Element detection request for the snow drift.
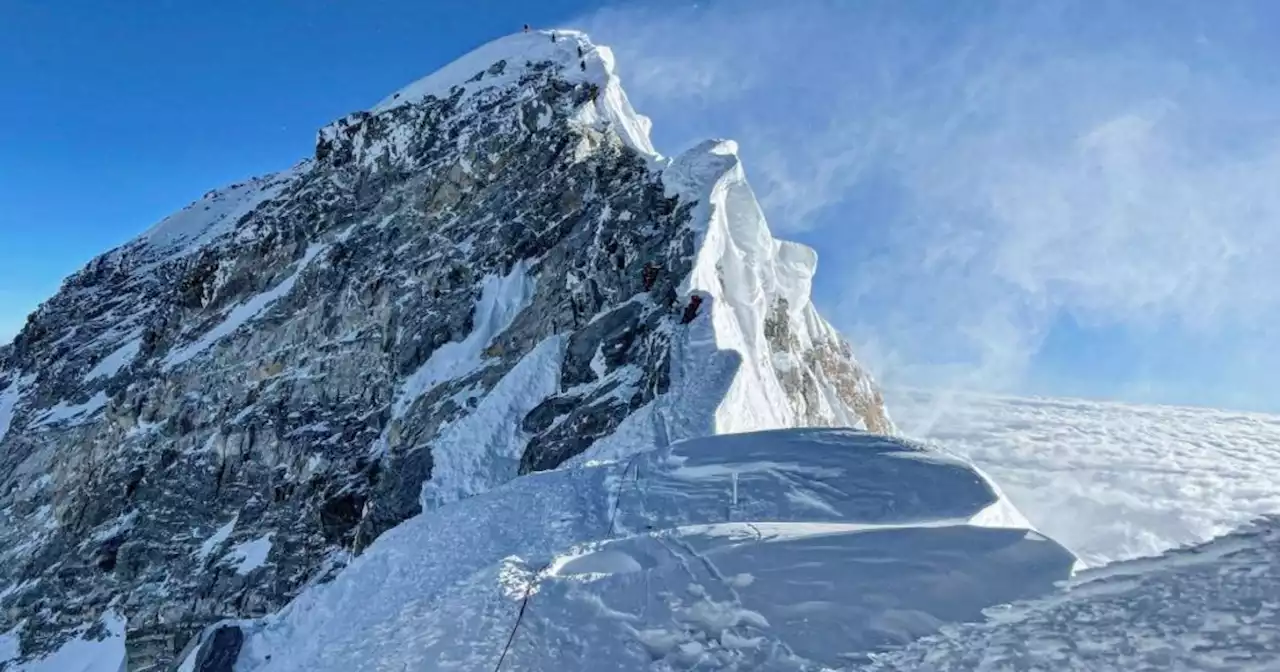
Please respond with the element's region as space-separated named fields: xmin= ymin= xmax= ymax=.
xmin=866 ymin=514 xmax=1280 ymax=670
xmin=198 ymin=429 xmax=1075 ymax=671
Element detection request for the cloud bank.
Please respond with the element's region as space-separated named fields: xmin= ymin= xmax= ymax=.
xmin=580 ymin=0 xmax=1280 ymax=411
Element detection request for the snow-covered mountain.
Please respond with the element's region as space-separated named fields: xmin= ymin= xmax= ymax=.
xmin=0 ymin=30 xmax=894 ymax=669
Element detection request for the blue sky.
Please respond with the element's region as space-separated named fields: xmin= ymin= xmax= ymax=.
xmin=4 ymin=0 xmax=1279 ymax=412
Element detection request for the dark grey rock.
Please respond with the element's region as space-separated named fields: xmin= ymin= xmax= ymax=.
xmin=0 ymin=41 xmax=889 ymax=671
xmin=169 ymin=622 xmax=244 ymax=672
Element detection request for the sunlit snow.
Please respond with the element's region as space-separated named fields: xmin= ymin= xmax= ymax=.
xmin=232 ymin=429 xmax=1073 ymax=671
xmin=865 ymin=515 xmax=1280 ymax=670
xmin=224 ymin=534 xmax=273 ymax=575
xmin=140 ymin=168 xmax=301 ymax=262
xmin=390 ymin=260 xmax=536 ymax=422
xmin=195 ymin=516 xmax=238 ymax=563
xmin=29 ymin=391 xmax=108 ymax=429
xmin=374 ymin=30 xmax=656 ymax=158
xmin=83 ymin=337 xmax=141 ymax=381
xmin=893 ymin=389 xmax=1280 ymax=566
xmin=0 ymin=375 xmax=32 ymax=444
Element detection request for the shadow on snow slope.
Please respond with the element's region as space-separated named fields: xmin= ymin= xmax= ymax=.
xmin=187 ymin=428 xmax=1077 ymax=671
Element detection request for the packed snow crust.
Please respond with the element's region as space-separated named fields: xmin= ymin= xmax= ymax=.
xmin=230 ymin=429 xmax=1075 ymax=671
xmin=865 ymin=514 xmax=1280 ymax=671
xmin=418 ymin=334 xmax=565 ymax=510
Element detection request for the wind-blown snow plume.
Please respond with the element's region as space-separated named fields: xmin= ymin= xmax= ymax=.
xmin=582 ymin=0 xmax=1280 ymax=412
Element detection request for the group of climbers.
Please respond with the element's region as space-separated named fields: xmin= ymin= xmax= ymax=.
xmin=521 ymin=25 xmax=591 ymax=72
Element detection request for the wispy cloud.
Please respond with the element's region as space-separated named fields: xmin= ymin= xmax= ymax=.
xmin=581 ymin=0 xmax=1280 ymax=411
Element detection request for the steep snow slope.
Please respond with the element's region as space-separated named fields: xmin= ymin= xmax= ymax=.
xmin=864 ymin=514 xmax=1280 ymax=671
xmin=661 ymin=139 xmax=888 ymax=439
xmin=0 ymin=29 xmax=890 ymax=669
xmin=892 ymin=389 xmax=1280 ymax=567
xmin=176 ymin=429 xmax=1074 ymax=672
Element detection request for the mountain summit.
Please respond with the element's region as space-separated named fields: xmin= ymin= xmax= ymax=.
xmin=0 ymin=30 xmax=892 ymax=669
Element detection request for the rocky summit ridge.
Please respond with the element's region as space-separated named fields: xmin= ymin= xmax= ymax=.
xmin=0 ymin=30 xmax=890 ymax=670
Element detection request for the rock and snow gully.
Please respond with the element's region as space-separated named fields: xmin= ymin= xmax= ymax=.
xmin=0 ymin=30 xmax=1086 ymax=671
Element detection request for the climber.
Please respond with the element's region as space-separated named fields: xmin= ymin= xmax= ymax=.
xmin=580 ymin=59 xmax=587 ymax=72
xmin=550 ymin=31 xmax=558 ymax=42
xmin=681 ymin=295 xmax=703 ymax=324
xmin=577 ymin=45 xmax=584 ymax=58
xmin=523 ymin=24 xmax=530 ymax=33
xmin=642 ymin=262 xmax=659 ymax=291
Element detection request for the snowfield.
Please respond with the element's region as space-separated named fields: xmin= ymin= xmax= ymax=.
xmin=211 ymin=429 xmax=1074 ymax=671
xmin=865 ymin=514 xmax=1280 ymax=671
xmin=892 ymin=389 xmax=1280 ymax=567
xmin=156 ymin=394 xmax=1280 ymax=672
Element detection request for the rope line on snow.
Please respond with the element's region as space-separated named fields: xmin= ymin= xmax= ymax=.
xmin=493 ymin=436 xmax=650 ymax=670
xmin=607 ymin=453 xmax=643 ymax=536
xmin=495 ymin=387 xmax=667 ymax=669
xmin=493 ymin=562 xmax=548 ymax=672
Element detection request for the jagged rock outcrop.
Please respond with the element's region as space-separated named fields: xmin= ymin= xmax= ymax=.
xmin=0 ymin=30 xmax=889 ymax=670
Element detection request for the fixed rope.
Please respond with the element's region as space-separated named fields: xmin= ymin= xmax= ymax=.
xmin=607 ymin=453 xmax=642 ymax=537
xmin=493 ymin=562 xmax=548 ymax=672
xmin=496 ymin=408 xmax=661 ymax=670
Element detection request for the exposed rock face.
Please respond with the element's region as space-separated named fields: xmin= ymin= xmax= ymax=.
xmin=0 ymin=30 xmax=889 ymax=670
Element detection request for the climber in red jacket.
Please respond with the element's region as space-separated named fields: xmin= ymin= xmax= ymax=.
xmin=681 ymin=295 xmax=703 ymax=324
